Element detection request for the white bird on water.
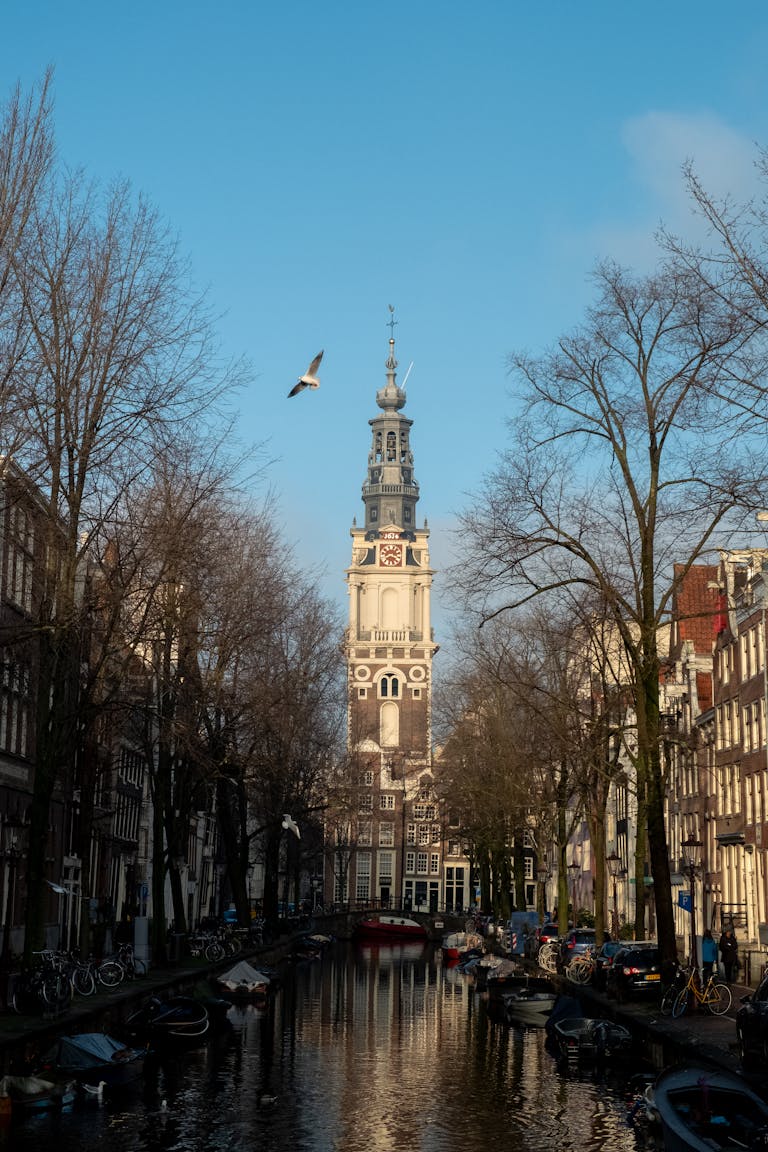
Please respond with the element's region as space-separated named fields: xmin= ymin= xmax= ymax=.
xmin=282 ymin=814 xmax=300 ymax=839
xmin=288 ymin=350 xmax=323 ymax=397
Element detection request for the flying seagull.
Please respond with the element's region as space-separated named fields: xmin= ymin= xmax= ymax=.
xmin=282 ymin=814 xmax=301 ymax=839
xmin=288 ymin=350 xmax=323 ymax=398
xmin=45 ymin=880 xmax=67 ymax=895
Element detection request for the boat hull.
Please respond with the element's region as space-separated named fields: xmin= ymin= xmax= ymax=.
xmin=355 ymin=917 xmax=427 ymax=940
xmin=653 ymin=1066 xmax=768 ymax=1152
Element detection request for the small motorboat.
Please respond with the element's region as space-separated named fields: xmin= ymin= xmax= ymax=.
xmin=216 ymin=960 xmax=272 ymax=999
xmin=0 ymin=1074 xmax=76 ymax=1115
xmin=354 ymin=916 xmax=427 ymax=940
xmin=652 ymin=1065 xmax=768 ymax=1152
xmin=441 ymin=931 xmax=484 ymax=962
xmin=124 ymin=995 xmax=209 ymax=1048
xmin=501 ymin=986 xmax=557 ymax=1027
xmin=40 ymin=1031 xmax=145 ymax=1089
xmin=550 ymin=1016 xmax=632 ymax=1066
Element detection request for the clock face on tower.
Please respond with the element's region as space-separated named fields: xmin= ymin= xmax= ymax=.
xmin=380 ymin=543 xmax=402 ymax=567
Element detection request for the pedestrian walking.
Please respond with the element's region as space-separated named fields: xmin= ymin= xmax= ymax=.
xmin=718 ymin=926 xmax=739 ymax=983
xmin=701 ymin=928 xmax=717 ymax=982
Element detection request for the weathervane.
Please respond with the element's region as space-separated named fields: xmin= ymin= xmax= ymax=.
xmin=387 ymin=304 xmax=398 ymax=338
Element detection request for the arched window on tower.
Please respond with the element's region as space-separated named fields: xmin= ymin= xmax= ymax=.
xmin=400 ymin=431 xmax=408 ymax=462
xmin=380 ymin=674 xmax=400 ymax=698
xmin=386 ymin=432 xmax=396 ymax=461
xmin=380 ymin=700 xmax=399 ymax=747
xmin=375 ymin=432 xmax=382 ymax=462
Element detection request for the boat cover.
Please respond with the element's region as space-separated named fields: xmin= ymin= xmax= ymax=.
xmin=217 ymin=961 xmax=271 ymax=986
xmin=47 ymin=1032 xmax=136 ymax=1068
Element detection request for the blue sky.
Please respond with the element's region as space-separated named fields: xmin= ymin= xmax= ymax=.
xmin=3 ymin=3 xmax=768 ymax=643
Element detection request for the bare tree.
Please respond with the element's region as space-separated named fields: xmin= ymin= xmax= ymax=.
xmin=453 ymin=258 xmax=768 ymax=966
xmin=8 ymin=162 xmax=247 ymax=955
xmin=0 ymin=71 xmax=53 ymax=434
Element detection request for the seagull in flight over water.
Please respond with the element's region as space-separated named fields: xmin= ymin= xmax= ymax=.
xmin=282 ymin=814 xmax=301 ymax=839
xmin=288 ymin=350 xmax=323 ymax=397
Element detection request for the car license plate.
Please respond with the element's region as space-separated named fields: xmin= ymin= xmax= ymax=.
xmin=646 ymin=973 xmax=660 ymax=980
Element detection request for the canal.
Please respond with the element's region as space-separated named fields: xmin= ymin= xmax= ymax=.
xmin=2 ymin=940 xmax=646 ymax=1151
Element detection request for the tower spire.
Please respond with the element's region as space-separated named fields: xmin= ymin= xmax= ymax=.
xmin=358 ymin=310 xmax=419 ymax=538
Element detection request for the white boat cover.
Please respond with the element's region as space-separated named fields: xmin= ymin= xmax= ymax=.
xmin=217 ymin=961 xmax=271 ymax=987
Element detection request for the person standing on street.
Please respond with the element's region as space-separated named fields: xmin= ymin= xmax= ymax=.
xmin=719 ymin=927 xmax=739 ymax=983
xmin=702 ymin=928 xmax=717 ymax=982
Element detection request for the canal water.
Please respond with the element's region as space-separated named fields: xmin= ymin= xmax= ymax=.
xmin=2 ymin=941 xmax=645 ymax=1152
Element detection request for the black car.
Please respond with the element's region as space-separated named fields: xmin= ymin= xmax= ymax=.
xmin=592 ymin=940 xmax=626 ymax=990
xmin=736 ymin=971 xmax=768 ymax=1067
xmin=605 ymin=945 xmax=663 ymax=1001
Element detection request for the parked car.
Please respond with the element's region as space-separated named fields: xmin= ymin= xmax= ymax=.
xmin=605 ymin=945 xmax=663 ymax=1001
xmin=592 ymin=940 xmax=626 ymax=990
xmin=736 ymin=970 xmax=768 ymax=1067
xmin=524 ymin=922 xmax=559 ymax=959
xmin=560 ymin=928 xmax=597 ymax=967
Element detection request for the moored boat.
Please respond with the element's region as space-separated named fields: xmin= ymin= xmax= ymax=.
xmin=501 ymin=986 xmax=557 ymax=1026
xmin=124 ymin=995 xmax=210 ymax=1048
xmin=550 ymin=1016 xmax=632 ymax=1065
xmin=0 ymin=1074 xmax=76 ymax=1115
xmin=216 ymin=960 xmax=272 ymax=999
xmin=652 ymin=1065 xmax=768 ymax=1152
xmin=355 ymin=915 xmax=427 ymax=940
xmin=39 ymin=1031 xmax=145 ymax=1089
xmin=441 ymin=931 xmax=483 ymax=962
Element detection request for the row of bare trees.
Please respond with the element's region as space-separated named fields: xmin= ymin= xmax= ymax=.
xmin=442 ymin=150 xmax=768 ymax=967
xmin=0 ymin=73 xmax=345 ymax=962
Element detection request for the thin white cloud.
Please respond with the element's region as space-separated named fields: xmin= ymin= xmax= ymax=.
xmin=621 ymin=110 xmax=761 ymax=225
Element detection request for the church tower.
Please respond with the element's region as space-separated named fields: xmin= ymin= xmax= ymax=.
xmin=341 ymin=327 xmax=444 ymax=913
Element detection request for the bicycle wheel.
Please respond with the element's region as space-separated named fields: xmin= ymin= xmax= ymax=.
xmin=660 ymin=984 xmax=678 ymax=1016
xmin=707 ymin=982 xmax=732 ymax=1016
xmin=98 ymin=960 xmax=124 ymax=988
xmin=672 ymin=987 xmax=690 ymax=1018
xmin=72 ymin=966 xmax=96 ymax=996
xmin=205 ymin=940 xmax=226 ymax=962
xmin=42 ymin=971 xmax=71 ymax=1010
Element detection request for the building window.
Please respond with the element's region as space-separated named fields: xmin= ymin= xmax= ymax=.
xmin=418 ymin=825 xmax=430 ymax=845
xmin=431 ymin=824 xmax=441 ymax=843
xmin=356 ymin=853 xmax=371 ymax=902
xmin=413 ymin=688 xmax=421 ymax=699
xmin=358 ymin=687 xmax=367 ymax=698
xmin=524 ymin=856 xmax=534 ymax=880
xmin=416 ymin=852 xmax=428 ymax=874
xmin=358 ymin=821 xmax=372 ymax=846
xmin=0 ymin=651 xmax=31 ymax=758
xmin=430 ymin=853 xmax=440 ymax=874
xmin=359 ymin=795 xmax=373 ymax=813
xmin=379 ymin=822 xmax=395 ymax=846
xmin=448 ymin=840 xmax=460 ymax=857
xmin=378 ymin=851 xmax=393 ymax=884
xmin=405 ymin=851 xmax=415 ymax=875
xmin=363 ymin=771 xmax=374 ymax=786
xmin=6 ymin=506 xmax=34 ymax=614
xmin=380 ymin=793 xmax=395 ymax=810
xmin=406 ymin=823 xmax=416 ymax=845
xmin=380 ymin=674 xmax=399 ymax=698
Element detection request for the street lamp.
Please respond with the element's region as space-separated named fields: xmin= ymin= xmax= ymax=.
xmin=682 ymin=833 xmax=703 ymax=968
xmin=606 ymin=851 xmax=622 ymax=941
xmin=536 ymin=866 xmax=548 ymax=924
xmin=568 ymin=861 xmax=580 ymax=927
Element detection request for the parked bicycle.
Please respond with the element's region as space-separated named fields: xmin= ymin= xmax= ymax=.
xmin=565 ymin=946 xmax=596 ymax=985
xmin=10 ymin=950 xmax=72 ymax=1015
xmin=671 ymin=966 xmax=732 ymax=1017
xmin=537 ymin=940 xmax=561 ymax=975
